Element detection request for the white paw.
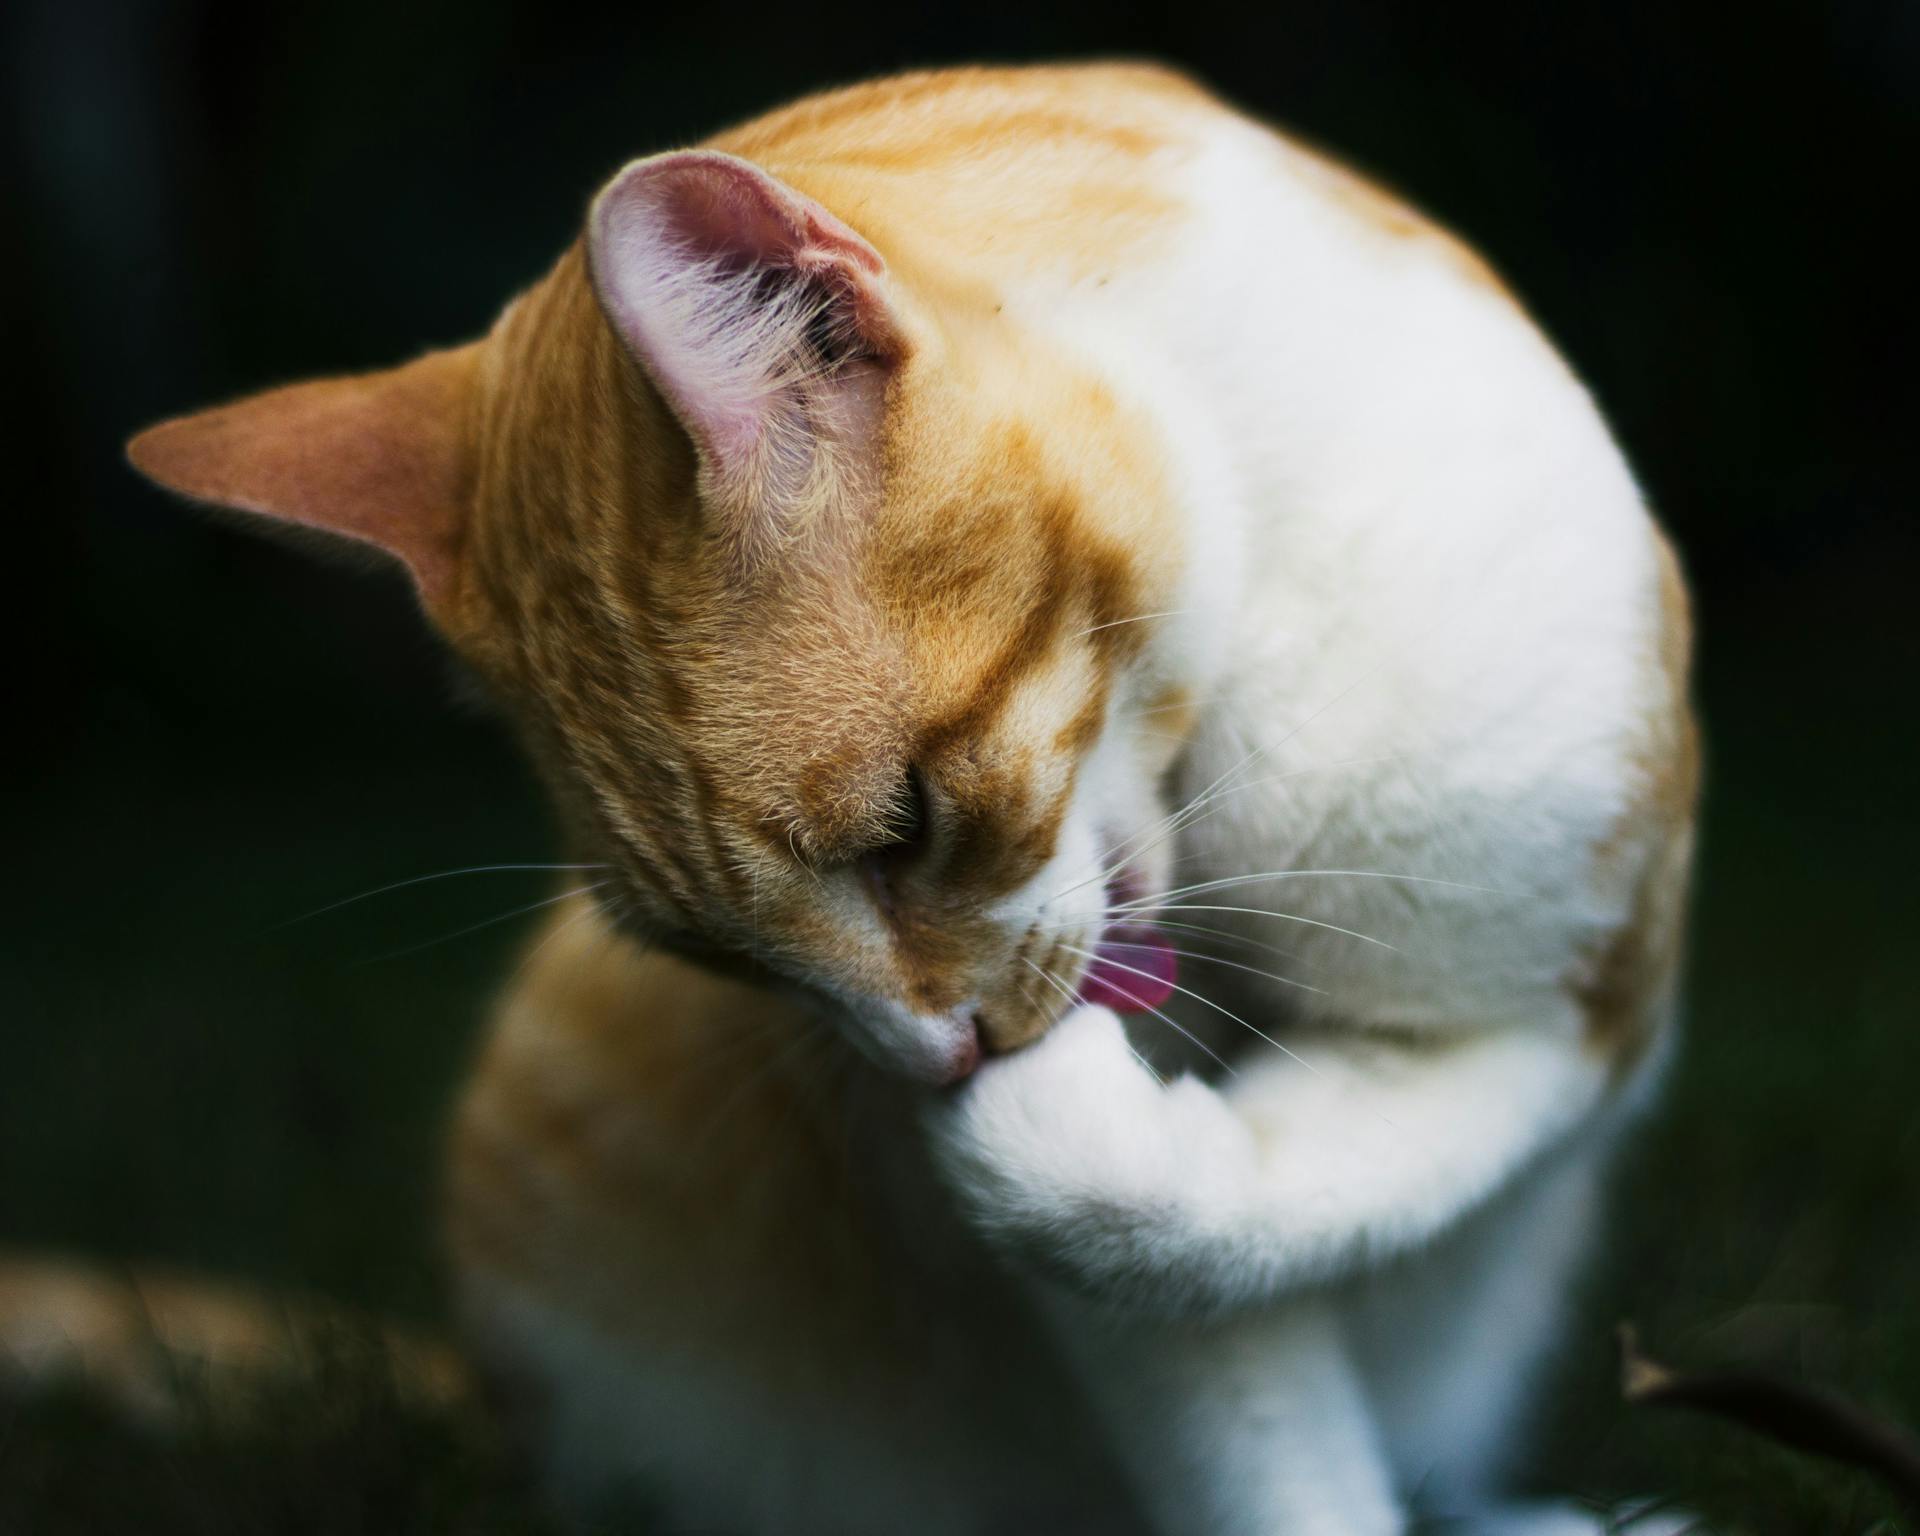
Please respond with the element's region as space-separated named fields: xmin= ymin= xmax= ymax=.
xmin=922 ymin=1004 xmax=1251 ymax=1304
xmin=926 ymin=1003 xmax=1164 ymax=1220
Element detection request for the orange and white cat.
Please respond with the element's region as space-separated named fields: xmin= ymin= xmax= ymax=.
xmin=129 ymin=64 xmax=1698 ymax=1536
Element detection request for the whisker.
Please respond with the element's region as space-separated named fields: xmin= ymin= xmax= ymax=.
xmin=1113 ymin=941 xmax=1324 ymax=996
xmin=1048 ymin=753 xmax=1404 ymax=914
xmin=1020 ymin=955 xmax=1087 ymax=1026
xmin=1038 ymin=900 xmax=1388 ymax=955
xmin=1034 ymin=894 xmax=1325 ymax=992
xmin=493 ymin=889 xmax=612 ymax=996
xmin=1034 ymin=912 xmax=1307 ymax=969
xmin=1118 ymin=918 xmax=1313 ymax=969
xmin=1067 ymin=633 xmax=1445 ymax=919
xmin=1071 ymin=608 xmax=1193 ymax=639
xmin=1047 ymin=741 xmax=1269 ymax=906
xmin=1058 ymin=943 xmax=1322 ymax=1081
xmin=275 ymin=863 xmax=609 ymax=928
xmin=353 ymin=880 xmax=613 ymax=966
xmin=1120 ymin=903 xmax=1399 ymax=952
xmin=1111 ymin=868 xmax=1510 ymax=908
xmin=1102 ymin=756 xmax=1416 ymax=887
xmin=1041 ymin=952 xmax=1236 ymax=1076
xmin=1084 ymin=652 xmax=1427 ymax=906
xmin=1021 ymin=957 xmax=1166 ymax=1085
xmin=1111 ymin=739 xmax=1266 ymax=855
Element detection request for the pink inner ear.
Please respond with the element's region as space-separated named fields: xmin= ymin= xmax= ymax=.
xmin=664 ymin=158 xmax=884 ymax=279
xmin=587 ymin=151 xmax=900 ymax=477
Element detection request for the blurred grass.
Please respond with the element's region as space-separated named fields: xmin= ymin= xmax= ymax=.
xmin=4 ymin=530 xmax=1917 ymax=1533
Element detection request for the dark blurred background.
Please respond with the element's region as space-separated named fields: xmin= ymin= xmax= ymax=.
xmin=4 ymin=2 xmax=1916 ymax=1531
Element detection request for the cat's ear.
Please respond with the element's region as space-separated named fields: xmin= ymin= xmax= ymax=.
xmin=587 ymin=150 xmax=905 ymax=524
xmin=125 ymin=344 xmax=481 ymax=611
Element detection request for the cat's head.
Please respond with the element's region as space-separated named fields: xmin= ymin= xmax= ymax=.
xmin=129 ymin=150 xmax=1201 ymax=1083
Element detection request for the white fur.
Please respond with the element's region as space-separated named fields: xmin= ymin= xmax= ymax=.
xmin=466 ymin=103 xmax=1690 ymax=1535
xmin=908 ymin=114 xmax=1683 ymax=1532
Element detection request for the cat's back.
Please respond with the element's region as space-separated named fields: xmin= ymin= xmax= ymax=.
xmin=708 ymin=61 xmax=1209 ymax=259
xmin=719 ymin=65 xmax=1657 ymax=706
xmin=707 ymin=67 xmax=1682 ymax=1056
xmin=708 ymin=63 xmax=1623 ymax=561
xmin=713 ymin=60 xmax=1210 ymax=158
xmin=706 ymin=63 xmax=1503 ymax=311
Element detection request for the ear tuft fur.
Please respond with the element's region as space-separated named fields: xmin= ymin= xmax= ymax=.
xmin=587 ymin=151 xmax=903 ymax=534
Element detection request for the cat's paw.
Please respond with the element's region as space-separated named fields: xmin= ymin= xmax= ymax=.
xmin=923 ymin=1004 xmax=1249 ymax=1303
xmin=927 ymin=1003 xmax=1160 ymax=1208
xmin=926 ymin=1003 xmax=1162 ymax=1229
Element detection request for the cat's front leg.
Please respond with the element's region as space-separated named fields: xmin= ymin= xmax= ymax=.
xmin=926 ymin=1007 xmax=1409 ymax=1535
xmin=926 ymin=1001 xmax=1614 ymax=1316
xmin=1040 ymin=1287 xmax=1407 ymax=1536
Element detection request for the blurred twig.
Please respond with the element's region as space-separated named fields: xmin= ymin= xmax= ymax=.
xmin=1620 ymin=1323 xmax=1920 ymax=1516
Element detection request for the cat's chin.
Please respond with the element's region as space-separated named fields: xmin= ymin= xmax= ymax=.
xmin=892 ymin=1018 xmax=985 ymax=1087
xmin=830 ymin=993 xmax=985 ymax=1088
xmin=938 ymin=1024 xmax=984 ymax=1085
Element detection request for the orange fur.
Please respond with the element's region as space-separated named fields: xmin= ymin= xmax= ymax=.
xmin=125 ymin=65 xmax=1490 ymax=1051
xmin=126 ymin=52 xmax=1690 ymax=1167
xmin=1574 ymin=532 xmax=1702 ymax=1067
xmin=118 ymin=72 xmax=1701 ymax=1517
xmin=399 ymin=73 xmax=1199 ymax=1045
xmin=449 ymin=900 xmax=897 ymax=1360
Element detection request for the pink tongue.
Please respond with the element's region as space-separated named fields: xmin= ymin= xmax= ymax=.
xmin=1078 ymin=924 xmax=1179 ymax=1014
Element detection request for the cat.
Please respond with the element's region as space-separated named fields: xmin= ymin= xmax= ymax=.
xmin=128 ymin=62 xmax=1700 ymax=1536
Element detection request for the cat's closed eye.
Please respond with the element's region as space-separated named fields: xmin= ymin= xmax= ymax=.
xmin=887 ymin=765 xmax=932 ymax=854
xmin=859 ymin=766 xmax=932 ymax=911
